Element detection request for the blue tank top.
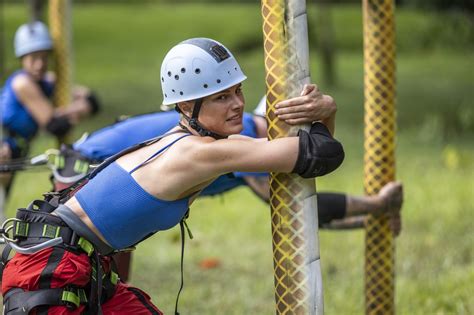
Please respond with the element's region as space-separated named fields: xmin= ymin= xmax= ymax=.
xmin=1 ymin=70 xmax=54 ymax=141
xmin=75 ymin=133 xmax=192 ymax=249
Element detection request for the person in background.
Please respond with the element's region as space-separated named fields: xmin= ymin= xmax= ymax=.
xmin=0 ymin=21 xmax=100 ymax=201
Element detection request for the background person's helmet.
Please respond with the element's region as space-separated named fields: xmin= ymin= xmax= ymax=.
xmin=160 ymin=38 xmax=247 ymax=106
xmin=253 ymin=95 xmax=267 ymax=117
xmin=14 ymin=21 xmax=53 ymax=58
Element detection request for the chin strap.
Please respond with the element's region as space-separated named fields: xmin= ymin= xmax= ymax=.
xmin=178 ymin=98 xmax=227 ymax=139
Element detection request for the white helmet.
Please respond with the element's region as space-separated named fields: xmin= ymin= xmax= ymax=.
xmin=254 ymin=95 xmax=267 ymax=117
xmin=14 ymin=21 xmax=53 ymax=58
xmin=160 ymin=38 xmax=247 ymax=106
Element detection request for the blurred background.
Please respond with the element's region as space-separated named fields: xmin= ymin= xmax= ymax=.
xmin=1 ymin=0 xmax=473 ymax=314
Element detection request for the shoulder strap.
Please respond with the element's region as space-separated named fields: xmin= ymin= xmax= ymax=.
xmin=129 ymin=133 xmax=190 ymax=174
xmin=55 ymin=130 xmax=188 ymax=202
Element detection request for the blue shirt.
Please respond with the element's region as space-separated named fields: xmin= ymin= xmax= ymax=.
xmin=1 ymin=71 xmax=54 ymax=153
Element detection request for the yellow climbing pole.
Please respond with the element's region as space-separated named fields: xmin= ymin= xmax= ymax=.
xmin=363 ymin=0 xmax=397 ymax=314
xmin=262 ymin=0 xmax=323 ymax=314
xmin=48 ymin=0 xmax=72 ymax=110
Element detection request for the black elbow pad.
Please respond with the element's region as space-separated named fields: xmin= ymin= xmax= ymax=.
xmin=46 ymin=116 xmax=72 ymax=137
xmin=86 ymin=91 xmax=101 ymax=115
xmin=292 ymin=122 xmax=345 ymax=178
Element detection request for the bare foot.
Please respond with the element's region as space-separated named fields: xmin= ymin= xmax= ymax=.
xmin=377 ymin=181 xmax=403 ymax=216
xmin=376 ymin=181 xmax=403 ymax=236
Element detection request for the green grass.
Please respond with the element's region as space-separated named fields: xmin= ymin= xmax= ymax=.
xmin=3 ymin=3 xmax=474 ymax=314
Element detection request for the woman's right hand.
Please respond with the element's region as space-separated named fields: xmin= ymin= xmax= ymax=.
xmin=274 ymin=84 xmax=337 ymax=126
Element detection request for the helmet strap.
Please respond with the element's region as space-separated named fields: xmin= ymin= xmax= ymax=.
xmin=179 ymin=99 xmax=227 ymax=139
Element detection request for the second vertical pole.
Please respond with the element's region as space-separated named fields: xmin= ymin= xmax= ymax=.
xmin=363 ymin=0 xmax=397 ymax=314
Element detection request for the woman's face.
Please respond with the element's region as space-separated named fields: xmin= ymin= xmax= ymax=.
xmin=21 ymin=50 xmax=50 ymax=80
xmin=198 ymin=83 xmax=245 ymax=136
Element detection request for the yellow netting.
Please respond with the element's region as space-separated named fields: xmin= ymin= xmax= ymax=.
xmin=262 ymin=0 xmax=322 ymax=313
xmin=363 ymin=0 xmax=397 ymax=314
xmin=48 ymin=0 xmax=72 ymax=109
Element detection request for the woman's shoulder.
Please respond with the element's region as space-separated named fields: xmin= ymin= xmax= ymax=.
xmin=11 ymin=71 xmax=36 ymax=92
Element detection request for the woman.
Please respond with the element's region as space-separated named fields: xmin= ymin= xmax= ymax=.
xmin=0 ymin=21 xmax=99 ymax=189
xmin=1 ymin=38 xmax=344 ymax=314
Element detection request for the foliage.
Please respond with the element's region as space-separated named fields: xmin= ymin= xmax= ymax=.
xmin=402 ymin=0 xmax=474 ymax=12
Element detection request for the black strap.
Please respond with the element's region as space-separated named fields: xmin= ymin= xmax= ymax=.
xmin=0 ymin=243 xmax=13 ymax=279
xmin=88 ymin=251 xmax=103 ymax=315
xmin=3 ymin=287 xmax=87 ymax=315
xmin=4 ymin=288 xmax=62 ymax=315
xmin=51 ymin=130 xmax=187 ymax=204
xmin=26 ymin=199 xmax=57 ymax=213
xmin=174 ymin=220 xmax=186 ymax=315
xmin=88 ymin=129 xmax=187 ymax=180
xmin=191 ymin=98 xmax=202 ymax=120
xmin=127 ymin=287 xmax=162 ymax=315
xmin=0 ymin=155 xmax=47 ymax=173
xmin=37 ymin=247 xmax=67 ymax=315
xmin=179 ymin=99 xmax=226 ymax=139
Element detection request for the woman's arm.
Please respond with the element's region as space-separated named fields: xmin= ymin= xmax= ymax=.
xmin=188 ymin=119 xmax=344 ymax=182
xmin=191 ymin=136 xmax=300 ymax=176
xmin=12 ymin=74 xmax=97 ymax=136
xmin=12 ymin=74 xmax=55 ymax=127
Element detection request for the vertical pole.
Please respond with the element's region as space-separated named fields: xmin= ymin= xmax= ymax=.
xmin=316 ymin=0 xmax=336 ymax=87
xmin=30 ymin=0 xmax=45 ymax=22
xmin=48 ymin=0 xmax=73 ymax=143
xmin=0 ymin=0 xmax=5 ymax=81
xmin=363 ymin=0 xmax=397 ymax=314
xmin=0 ymin=0 xmax=6 ymax=223
xmin=262 ymin=0 xmax=324 ymax=314
xmin=48 ymin=0 xmax=72 ymax=110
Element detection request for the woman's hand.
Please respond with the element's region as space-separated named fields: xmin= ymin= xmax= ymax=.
xmin=274 ymin=84 xmax=337 ymax=126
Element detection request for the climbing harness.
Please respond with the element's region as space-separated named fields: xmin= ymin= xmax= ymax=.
xmin=0 ymin=199 xmax=118 ymax=315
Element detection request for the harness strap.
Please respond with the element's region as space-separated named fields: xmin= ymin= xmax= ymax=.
xmin=174 ymin=220 xmax=186 ymax=315
xmin=3 ymin=287 xmax=88 ymax=315
xmin=89 ymin=130 xmax=188 ymax=180
xmin=52 ymin=130 xmax=188 ymax=205
xmin=11 ymin=215 xmax=95 ymax=256
xmin=174 ymin=212 xmax=193 ymax=315
xmin=0 ymin=243 xmax=13 ymax=279
xmin=88 ymin=250 xmax=104 ymax=315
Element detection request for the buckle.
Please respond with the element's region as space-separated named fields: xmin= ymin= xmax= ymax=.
xmin=42 ymin=224 xmax=61 ymax=238
xmin=63 ymin=232 xmax=93 ymax=256
xmin=110 ymin=271 xmax=119 ymax=286
xmin=62 ymin=287 xmax=87 ymax=309
xmin=14 ymin=221 xmax=30 ymax=238
xmin=1 ymin=218 xmax=22 ymax=243
xmin=77 ymin=237 xmax=94 ymax=256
